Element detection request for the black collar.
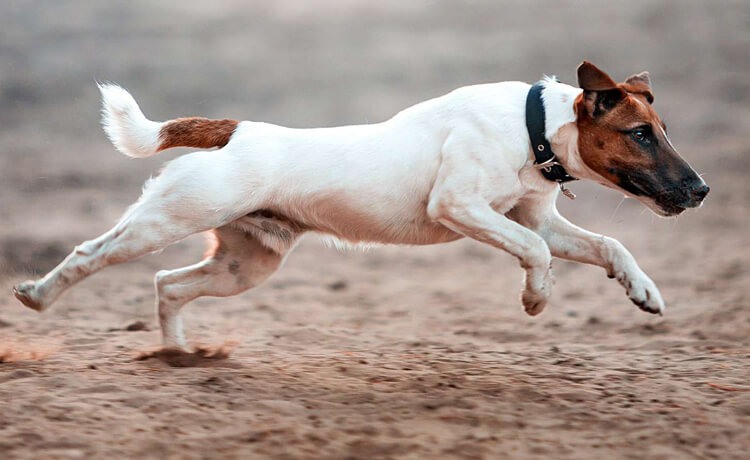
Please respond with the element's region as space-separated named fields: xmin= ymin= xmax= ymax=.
xmin=525 ymin=80 xmax=577 ymax=185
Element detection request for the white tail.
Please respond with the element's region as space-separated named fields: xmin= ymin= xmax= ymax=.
xmin=98 ymin=83 xmax=163 ymax=158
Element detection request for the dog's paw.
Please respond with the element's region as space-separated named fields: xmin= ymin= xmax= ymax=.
xmin=624 ymin=274 xmax=664 ymax=316
xmin=521 ymin=268 xmax=553 ymax=316
xmin=12 ymin=281 xmax=46 ymax=312
xmin=522 ymin=289 xmax=548 ymax=316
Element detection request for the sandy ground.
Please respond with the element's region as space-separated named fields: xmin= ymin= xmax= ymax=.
xmin=1 ymin=1 xmax=749 ymax=458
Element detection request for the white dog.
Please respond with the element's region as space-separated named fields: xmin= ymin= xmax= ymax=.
xmin=13 ymin=61 xmax=708 ymax=349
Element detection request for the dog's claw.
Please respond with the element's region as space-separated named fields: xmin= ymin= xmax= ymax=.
xmin=621 ymin=271 xmax=664 ymax=316
xmin=630 ymin=295 xmax=663 ymax=316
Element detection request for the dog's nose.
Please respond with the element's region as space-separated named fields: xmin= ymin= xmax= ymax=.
xmin=682 ymin=180 xmax=709 ymax=208
xmin=692 ymin=183 xmax=709 ymax=202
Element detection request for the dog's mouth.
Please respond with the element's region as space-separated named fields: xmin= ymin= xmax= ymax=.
xmin=638 ymin=186 xmax=698 ymax=217
xmin=607 ymin=173 xmax=689 ymax=217
xmin=602 ymin=179 xmax=687 ymax=217
xmin=652 ymin=188 xmax=696 ymax=217
xmin=651 ymin=202 xmax=686 ymax=217
xmin=635 ymin=191 xmax=688 ymax=217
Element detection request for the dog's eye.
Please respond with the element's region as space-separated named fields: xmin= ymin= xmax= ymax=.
xmin=631 ymin=127 xmax=651 ymax=144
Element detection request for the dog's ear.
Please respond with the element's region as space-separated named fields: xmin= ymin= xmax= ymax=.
xmin=577 ymin=61 xmax=625 ymax=118
xmin=623 ymin=71 xmax=654 ymax=104
xmin=577 ymin=61 xmax=618 ymax=91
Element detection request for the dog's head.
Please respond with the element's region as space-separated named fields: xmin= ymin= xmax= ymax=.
xmin=573 ymin=61 xmax=708 ymax=216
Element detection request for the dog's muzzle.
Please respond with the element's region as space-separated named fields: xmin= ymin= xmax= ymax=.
xmin=654 ymin=177 xmax=709 ymax=215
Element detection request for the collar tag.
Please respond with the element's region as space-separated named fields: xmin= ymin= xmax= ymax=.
xmin=560 ymin=183 xmax=576 ymax=200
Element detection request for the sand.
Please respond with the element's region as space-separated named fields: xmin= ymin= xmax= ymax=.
xmin=1 ymin=1 xmax=749 ymax=458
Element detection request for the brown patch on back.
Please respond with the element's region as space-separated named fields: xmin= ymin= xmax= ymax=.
xmin=158 ymin=117 xmax=239 ymax=151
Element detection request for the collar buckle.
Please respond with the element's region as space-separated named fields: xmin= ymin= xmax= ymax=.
xmin=533 ymin=156 xmax=563 ymax=173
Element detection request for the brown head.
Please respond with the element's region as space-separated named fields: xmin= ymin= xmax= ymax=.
xmin=574 ymin=61 xmax=708 ymax=216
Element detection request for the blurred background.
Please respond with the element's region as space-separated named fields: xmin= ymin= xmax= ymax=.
xmin=0 ymin=1 xmax=748 ymax=459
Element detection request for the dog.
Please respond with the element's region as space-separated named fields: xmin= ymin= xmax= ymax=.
xmin=13 ymin=61 xmax=708 ymax=349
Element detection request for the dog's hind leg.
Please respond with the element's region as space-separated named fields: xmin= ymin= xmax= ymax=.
xmin=12 ymin=152 xmax=253 ymax=312
xmin=13 ymin=207 xmax=211 ymax=313
xmin=155 ymin=226 xmax=290 ymax=349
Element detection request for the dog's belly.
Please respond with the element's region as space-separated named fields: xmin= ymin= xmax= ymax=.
xmin=235 ymin=200 xmax=463 ymax=249
xmin=323 ymin=216 xmax=464 ymax=246
xmin=301 ymin=191 xmax=463 ymax=245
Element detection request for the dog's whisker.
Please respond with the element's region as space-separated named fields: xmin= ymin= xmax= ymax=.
xmin=610 ymin=196 xmax=627 ymax=221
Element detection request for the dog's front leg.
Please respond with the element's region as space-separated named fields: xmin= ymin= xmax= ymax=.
xmin=545 ymin=216 xmax=664 ymax=315
xmin=429 ymin=198 xmax=552 ymax=316
xmin=510 ymin=199 xmax=664 ymax=315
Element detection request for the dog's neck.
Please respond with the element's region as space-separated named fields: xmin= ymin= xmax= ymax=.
xmin=539 ymin=78 xmax=593 ymax=181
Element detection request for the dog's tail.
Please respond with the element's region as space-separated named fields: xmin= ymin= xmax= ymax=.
xmin=98 ymin=83 xmax=239 ymax=158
